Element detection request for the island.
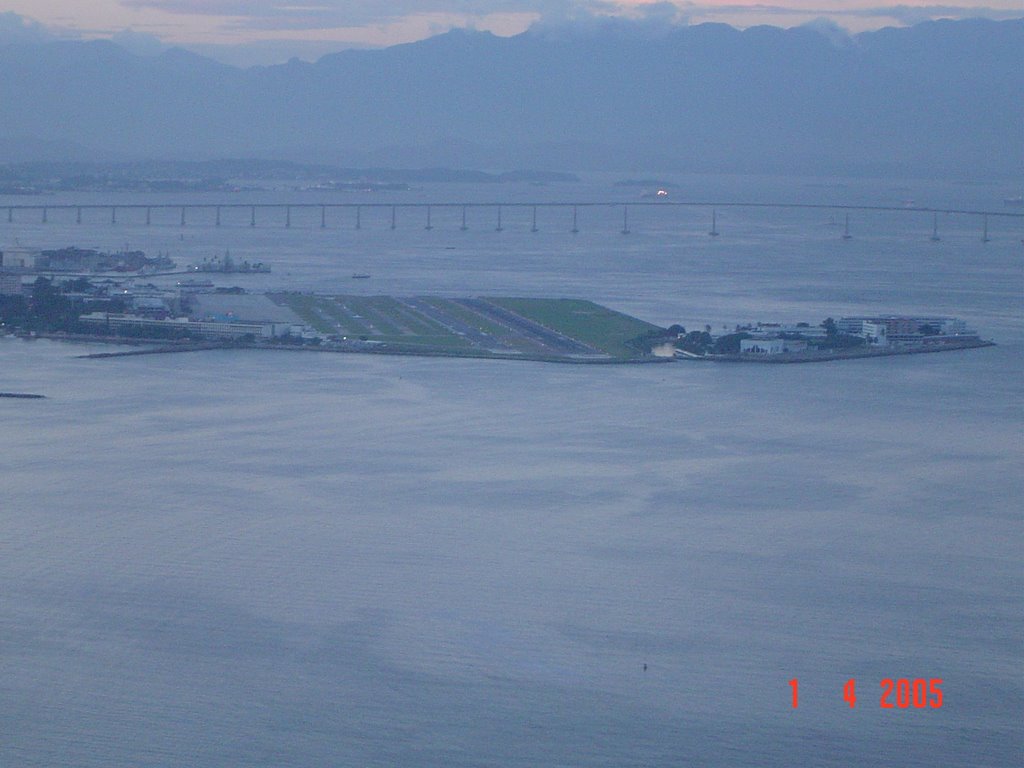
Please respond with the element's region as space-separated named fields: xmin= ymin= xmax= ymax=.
xmin=0 ymin=259 xmax=994 ymax=364
xmin=670 ymin=317 xmax=994 ymax=362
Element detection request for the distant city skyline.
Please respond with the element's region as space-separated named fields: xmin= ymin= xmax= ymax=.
xmin=1 ymin=1 xmax=1021 ymax=66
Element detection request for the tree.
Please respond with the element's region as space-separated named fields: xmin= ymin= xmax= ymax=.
xmin=678 ymin=330 xmax=714 ymax=354
xmin=0 ymin=294 xmax=30 ymax=328
xmin=29 ymin=278 xmax=76 ymax=331
xmin=712 ymin=332 xmax=751 ymax=354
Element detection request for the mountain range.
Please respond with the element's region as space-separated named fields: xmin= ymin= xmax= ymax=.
xmin=1 ymin=18 xmax=1021 ymax=177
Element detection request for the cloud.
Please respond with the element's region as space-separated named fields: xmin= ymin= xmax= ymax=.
xmin=850 ymin=5 xmax=1024 ymax=24
xmin=666 ymin=3 xmax=1023 ymax=22
xmin=799 ymin=16 xmax=853 ymax=46
xmin=0 ymin=11 xmax=58 ymax=44
xmin=114 ymin=1 xmax=1024 ymax=35
xmin=529 ymin=1 xmax=692 ymax=37
xmin=120 ymin=1 xmax=556 ymax=29
xmin=110 ymin=28 xmax=168 ymax=56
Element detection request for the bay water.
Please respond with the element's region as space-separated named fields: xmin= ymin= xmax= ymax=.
xmin=2 ymin=174 xmax=1021 ymax=766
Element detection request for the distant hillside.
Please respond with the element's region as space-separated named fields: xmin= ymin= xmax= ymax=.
xmin=0 ymin=18 xmax=1021 ymax=177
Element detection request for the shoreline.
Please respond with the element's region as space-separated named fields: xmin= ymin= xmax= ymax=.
xmin=688 ymin=339 xmax=996 ymax=363
xmin=3 ymin=333 xmax=668 ymax=365
xmin=7 ymin=331 xmax=997 ymax=366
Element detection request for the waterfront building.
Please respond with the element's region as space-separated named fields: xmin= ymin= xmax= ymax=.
xmin=737 ymin=322 xmax=828 ymax=340
xmin=838 ymin=316 xmax=975 ymax=346
xmin=77 ymin=312 xmax=301 ymax=340
xmin=839 ymin=316 xmax=968 ymax=335
xmin=739 ymin=338 xmax=808 ymax=355
xmin=0 ymin=247 xmax=40 ymax=270
xmin=862 ymin=321 xmax=889 ymax=346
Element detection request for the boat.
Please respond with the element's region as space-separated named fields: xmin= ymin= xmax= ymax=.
xmin=351 ymin=273 xmax=371 ymax=279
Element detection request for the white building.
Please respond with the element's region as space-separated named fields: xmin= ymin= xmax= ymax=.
xmin=740 ymin=338 xmax=808 ymax=355
xmin=739 ymin=322 xmax=828 ymax=340
xmin=839 ymin=316 xmax=970 ymax=341
xmin=0 ymin=247 xmax=40 ymax=269
xmin=78 ymin=312 xmax=296 ymax=339
xmin=741 ymin=338 xmax=786 ymax=355
xmin=862 ymin=321 xmax=888 ymax=346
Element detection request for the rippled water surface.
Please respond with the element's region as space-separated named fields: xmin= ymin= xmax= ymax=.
xmin=2 ymin=175 xmax=1022 ymax=766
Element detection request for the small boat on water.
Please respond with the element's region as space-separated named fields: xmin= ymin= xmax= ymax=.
xmin=351 ymin=273 xmax=371 ymax=279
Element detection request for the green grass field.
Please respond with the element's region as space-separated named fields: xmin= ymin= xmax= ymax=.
xmin=273 ymin=293 xmax=336 ymax=334
xmin=489 ymin=298 xmax=662 ymax=358
xmin=269 ymin=293 xmax=664 ymax=360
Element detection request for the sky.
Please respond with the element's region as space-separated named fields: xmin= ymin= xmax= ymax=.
xmin=0 ymin=1 xmax=1021 ymax=65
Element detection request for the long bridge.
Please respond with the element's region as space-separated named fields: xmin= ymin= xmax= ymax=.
xmin=3 ymin=201 xmax=1021 ymax=234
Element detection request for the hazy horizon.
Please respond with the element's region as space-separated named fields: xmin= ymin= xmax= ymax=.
xmin=2 ymin=17 xmax=1021 ymax=179
xmin=2 ymin=4 xmax=1023 ymax=67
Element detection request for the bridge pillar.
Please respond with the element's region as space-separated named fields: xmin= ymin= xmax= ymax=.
xmin=461 ymin=206 xmax=468 ymax=231
xmin=495 ymin=206 xmax=503 ymax=232
xmin=6 ymin=208 xmax=11 ymax=223
xmin=111 ymin=207 xmax=116 ymax=225
xmin=285 ymin=206 xmax=291 ymax=228
xmin=391 ymin=205 xmax=396 ymax=230
xmin=621 ymin=205 xmax=630 ymax=235
xmin=215 ymin=206 xmax=221 ymax=227
xmin=76 ymin=207 xmax=82 ymax=224
xmin=355 ymin=206 xmax=361 ymax=230
xmin=571 ymin=205 xmax=578 ymax=234
xmin=180 ymin=207 xmax=186 ymax=227
xmin=250 ymin=206 xmax=256 ymax=227
xmin=321 ymin=205 xmax=326 ymax=228
xmin=146 ymin=207 xmax=151 ymax=226
xmin=425 ymin=206 xmax=433 ymax=230
xmin=42 ymin=208 xmax=48 ymax=224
